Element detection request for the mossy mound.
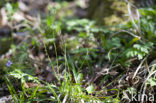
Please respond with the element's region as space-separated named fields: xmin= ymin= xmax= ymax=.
xmin=87 ymin=0 xmax=147 ymax=25
xmin=87 ymin=0 xmax=128 ymax=25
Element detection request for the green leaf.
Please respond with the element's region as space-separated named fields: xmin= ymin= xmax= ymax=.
xmin=76 ymin=73 xmax=83 ymax=83
xmin=86 ymin=85 xmax=95 ymax=94
xmin=128 ymin=37 xmax=140 ymax=46
xmin=147 ymin=78 xmax=156 ymax=87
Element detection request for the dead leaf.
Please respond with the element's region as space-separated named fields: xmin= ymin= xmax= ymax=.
xmin=25 ymin=82 xmax=44 ymax=88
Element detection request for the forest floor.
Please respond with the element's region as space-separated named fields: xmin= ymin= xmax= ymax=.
xmin=0 ymin=0 xmax=156 ymax=103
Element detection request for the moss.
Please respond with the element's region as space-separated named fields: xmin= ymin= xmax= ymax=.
xmin=87 ymin=0 xmax=134 ymax=25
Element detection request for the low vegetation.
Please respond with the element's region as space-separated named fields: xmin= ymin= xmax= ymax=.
xmin=0 ymin=1 xmax=156 ymax=103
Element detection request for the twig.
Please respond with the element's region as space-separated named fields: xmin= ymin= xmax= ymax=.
xmin=133 ymin=58 xmax=146 ymax=79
